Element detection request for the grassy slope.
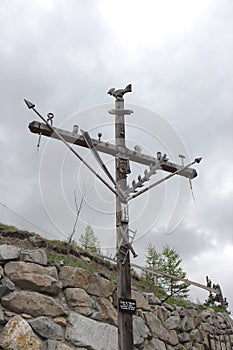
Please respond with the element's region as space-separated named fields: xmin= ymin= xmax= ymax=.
xmin=0 ymin=222 xmax=226 ymax=312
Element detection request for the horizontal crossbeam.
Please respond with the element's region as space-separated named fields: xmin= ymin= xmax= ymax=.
xmin=29 ymin=121 xmax=198 ymax=179
xmin=99 ymin=253 xmax=220 ymax=294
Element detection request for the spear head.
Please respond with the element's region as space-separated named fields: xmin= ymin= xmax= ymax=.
xmin=24 ymin=99 xmax=35 ymax=109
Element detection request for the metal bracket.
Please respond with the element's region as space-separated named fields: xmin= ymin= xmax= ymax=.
xmin=126 ymin=162 xmax=160 ymax=196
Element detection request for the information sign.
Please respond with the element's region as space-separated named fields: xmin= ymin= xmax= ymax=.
xmin=118 ymin=299 xmax=136 ymax=314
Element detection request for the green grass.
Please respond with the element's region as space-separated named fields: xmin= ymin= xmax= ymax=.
xmin=46 ymin=250 xmax=97 ymax=273
xmin=0 ymin=223 xmax=16 ymax=231
xmin=0 ymin=223 xmax=35 ymax=237
xmin=0 ymin=222 xmax=229 ymax=313
xmin=46 ymin=239 xmax=66 ymax=247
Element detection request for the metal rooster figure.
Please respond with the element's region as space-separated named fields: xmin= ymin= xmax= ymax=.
xmin=107 ymin=84 xmax=132 ymax=100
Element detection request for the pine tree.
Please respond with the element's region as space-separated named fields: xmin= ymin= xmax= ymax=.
xmin=204 ymin=277 xmax=229 ymax=311
xmin=144 ymin=244 xmax=189 ymax=299
xmin=159 ymin=245 xmax=189 ymax=298
xmin=144 ymin=243 xmax=162 ymax=287
xmin=79 ymin=224 xmax=100 ymax=253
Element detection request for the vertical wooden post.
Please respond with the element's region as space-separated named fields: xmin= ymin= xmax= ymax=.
xmin=115 ymin=97 xmax=133 ymax=350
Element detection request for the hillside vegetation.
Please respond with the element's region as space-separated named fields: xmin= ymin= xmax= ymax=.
xmin=0 ymin=222 xmax=225 ymax=312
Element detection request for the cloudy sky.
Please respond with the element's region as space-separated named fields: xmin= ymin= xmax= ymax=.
xmin=1 ymin=0 xmax=233 ymax=311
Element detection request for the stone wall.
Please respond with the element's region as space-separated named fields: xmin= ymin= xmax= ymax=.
xmin=0 ymin=244 xmax=232 ymax=350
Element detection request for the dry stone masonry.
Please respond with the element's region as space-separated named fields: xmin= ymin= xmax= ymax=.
xmin=0 ymin=244 xmax=232 ymax=350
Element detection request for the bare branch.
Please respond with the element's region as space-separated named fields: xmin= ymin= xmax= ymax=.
xmin=66 ymin=188 xmax=87 ymax=255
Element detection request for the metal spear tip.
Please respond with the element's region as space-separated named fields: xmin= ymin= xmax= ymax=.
xmin=194 ymin=157 xmax=202 ymax=163
xmin=24 ymin=99 xmax=35 ymax=109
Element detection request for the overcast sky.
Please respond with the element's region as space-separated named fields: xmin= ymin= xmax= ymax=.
xmin=1 ymin=0 xmax=233 ymax=311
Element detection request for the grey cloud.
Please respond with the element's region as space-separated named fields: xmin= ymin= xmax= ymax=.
xmin=1 ymin=0 xmax=233 ymax=310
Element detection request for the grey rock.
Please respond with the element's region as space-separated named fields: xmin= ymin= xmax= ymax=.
xmin=4 ymin=261 xmax=61 ymax=296
xmin=0 ymin=244 xmax=20 ymax=262
xmin=186 ymin=308 xmax=198 ymax=316
xmin=150 ymin=338 xmax=167 ymax=350
xmin=81 ymin=255 xmax=91 ymax=263
xmin=178 ymin=332 xmax=191 ymax=343
xmin=0 ymin=277 xmax=15 ymax=298
xmin=144 ymin=312 xmax=169 ymax=341
xmin=143 ymin=292 xmax=161 ymax=305
xmin=174 ymin=345 xmax=186 ymax=350
xmin=20 ymin=248 xmax=47 ymax=266
xmin=180 ymin=315 xmax=195 ymax=331
xmin=155 ymin=304 xmax=171 ymax=322
xmin=59 ymin=266 xmax=115 ymax=297
xmin=201 ymin=321 xmax=213 ymax=333
xmin=167 ymin=344 xmax=174 ymax=350
xmin=53 ymin=317 xmax=67 ymax=327
xmin=183 ymin=341 xmax=192 ymax=349
xmin=192 ymin=343 xmax=205 ymax=350
xmin=156 ymin=305 xmax=165 ymax=323
xmin=86 ymin=272 xmax=115 ymax=297
xmin=163 ymin=302 xmax=175 ymax=311
xmin=167 ymin=346 xmax=176 ymax=350
xmin=216 ymin=313 xmax=225 ymax=323
xmin=29 ymin=316 xmax=63 ymax=340
xmin=64 ymin=287 xmax=92 ymax=316
xmin=201 ymin=308 xmax=215 ymax=322
xmin=0 ymin=308 xmax=5 ymax=324
xmin=143 ymin=342 xmax=159 ymax=350
xmin=133 ymin=315 xmax=150 ymax=345
xmin=59 ymin=266 xmax=88 ymax=289
xmin=165 ymin=315 xmax=181 ymax=330
xmin=0 ymin=265 xmax=3 ymax=279
xmin=4 ymin=310 xmax=16 ymax=317
xmin=177 ymin=307 xmax=186 ymax=317
xmin=168 ymin=330 xmax=179 ymax=346
xmin=91 ymin=297 xmax=117 ymax=326
xmin=190 ymin=329 xmax=204 ymax=343
xmin=213 ymin=316 xmax=221 ymax=328
xmin=171 ymin=310 xmax=180 ymax=317
xmin=1 ymin=291 xmax=65 ymax=317
xmin=0 ymin=315 xmax=42 ymax=350
xmin=132 ymin=290 xmax=151 ymax=311
xmin=66 ymin=311 xmax=117 ymax=350
xmin=160 ymin=305 xmax=171 ymax=320
xmin=46 ymin=340 xmax=76 ymax=350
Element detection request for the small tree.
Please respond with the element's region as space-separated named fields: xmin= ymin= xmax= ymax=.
xmin=204 ymin=276 xmax=229 ymax=311
xmin=144 ymin=244 xmax=189 ymax=299
xmin=159 ymin=245 xmax=189 ymax=299
xmin=144 ymin=243 xmax=162 ymax=287
xmin=79 ymin=224 xmax=100 ymax=253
